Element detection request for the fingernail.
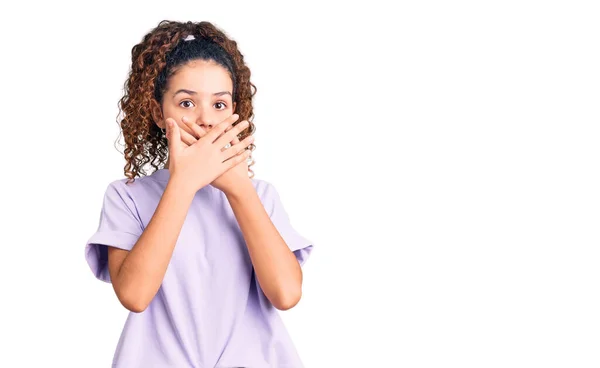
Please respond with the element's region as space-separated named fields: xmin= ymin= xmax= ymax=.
xmin=232 ymin=114 xmax=239 ymax=120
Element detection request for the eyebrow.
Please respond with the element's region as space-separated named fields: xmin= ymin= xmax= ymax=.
xmin=173 ymin=89 xmax=232 ymax=98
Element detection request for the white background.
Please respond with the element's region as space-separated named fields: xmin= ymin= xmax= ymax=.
xmin=0 ymin=1 xmax=598 ymax=367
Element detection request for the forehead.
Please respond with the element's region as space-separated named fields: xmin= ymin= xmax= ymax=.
xmin=167 ymin=59 xmax=233 ymax=93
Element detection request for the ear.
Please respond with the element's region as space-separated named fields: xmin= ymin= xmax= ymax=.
xmin=150 ymin=99 xmax=164 ymax=129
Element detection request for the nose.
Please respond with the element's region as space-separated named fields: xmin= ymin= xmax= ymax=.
xmin=198 ymin=117 xmax=215 ymax=131
xmin=191 ymin=107 xmax=217 ymax=131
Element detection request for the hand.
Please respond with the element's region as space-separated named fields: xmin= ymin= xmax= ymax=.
xmin=210 ymin=132 xmax=254 ymax=195
xmin=177 ymin=114 xmax=254 ymax=195
xmin=164 ymin=114 xmax=253 ymax=194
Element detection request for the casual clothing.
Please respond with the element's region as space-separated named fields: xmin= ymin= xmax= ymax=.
xmin=85 ymin=169 xmax=314 ymax=367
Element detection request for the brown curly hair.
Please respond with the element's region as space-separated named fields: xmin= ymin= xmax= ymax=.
xmin=116 ymin=20 xmax=257 ymax=183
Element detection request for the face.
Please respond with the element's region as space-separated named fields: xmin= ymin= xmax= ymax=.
xmin=154 ymin=59 xmax=236 ymax=132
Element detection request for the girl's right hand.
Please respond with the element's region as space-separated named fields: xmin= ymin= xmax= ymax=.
xmin=164 ymin=113 xmax=253 ymax=194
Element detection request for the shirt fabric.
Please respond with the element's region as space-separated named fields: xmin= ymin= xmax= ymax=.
xmin=85 ymin=169 xmax=314 ymax=368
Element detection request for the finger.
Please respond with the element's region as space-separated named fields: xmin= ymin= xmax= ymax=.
xmin=221 ymin=134 xmax=254 ymax=160
xmin=215 ymin=120 xmax=250 ymax=148
xmin=206 ymin=113 xmax=240 ymax=143
xmin=179 ymin=126 xmax=198 ymax=146
xmin=224 ymin=147 xmax=251 ymax=168
xmin=182 ymin=116 xmax=208 ymax=139
xmin=220 ymin=141 xmax=232 ymax=152
xmin=165 ymin=118 xmax=182 ymax=155
xmin=223 ymin=122 xmax=239 ymax=134
xmin=220 ymin=131 xmax=241 ymax=152
xmin=173 ymin=117 xmax=196 ymax=138
xmin=215 ymin=118 xmax=246 ymax=143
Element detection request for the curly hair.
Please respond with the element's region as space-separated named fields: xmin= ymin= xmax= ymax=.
xmin=116 ymin=20 xmax=257 ymax=183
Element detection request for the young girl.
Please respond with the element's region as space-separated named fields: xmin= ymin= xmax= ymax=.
xmin=85 ymin=20 xmax=314 ymax=368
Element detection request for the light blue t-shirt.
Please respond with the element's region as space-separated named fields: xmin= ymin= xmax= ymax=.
xmin=85 ymin=169 xmax=314 ymax=367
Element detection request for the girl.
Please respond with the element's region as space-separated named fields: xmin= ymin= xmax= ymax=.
xmin=85 ymin=20 xmax=314 ymax=368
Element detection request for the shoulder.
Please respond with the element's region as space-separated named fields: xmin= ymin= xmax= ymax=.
xmin=100 ymin=175 xmax=157 ymax=206
xmin=249 ymin=178 xmax=289 ymax=217
xmin=104 ymin=175 xmax=157 ymax=193
xmin=250 ymin=177 xmax=279 ymax=200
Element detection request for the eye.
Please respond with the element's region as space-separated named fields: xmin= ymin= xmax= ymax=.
xmin=214 ymin=101 xmax=227 ymax=110
xmin=179 ymin=100 xmax=195 ymax=109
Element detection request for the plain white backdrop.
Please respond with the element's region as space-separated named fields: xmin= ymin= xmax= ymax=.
xmin=0 ymin=1 xmax=599 ymax=367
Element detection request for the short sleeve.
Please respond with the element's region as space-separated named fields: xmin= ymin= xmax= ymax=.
xmin=265 ymin=182 xmax=314 ymax=266
xmin=85 ymin=181 xmax=144 ymax=283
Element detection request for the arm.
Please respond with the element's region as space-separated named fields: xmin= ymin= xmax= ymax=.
xmin=107 ymin=177 xmax=195 ymax=313
xmin=226 ymin=181 xmax=303 ymax=310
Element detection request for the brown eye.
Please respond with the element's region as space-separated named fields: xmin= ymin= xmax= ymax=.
xmin=179 ymin=100 xmax=195 ymax=108
xmin=214 ymin=102 xmax=227 ymax=110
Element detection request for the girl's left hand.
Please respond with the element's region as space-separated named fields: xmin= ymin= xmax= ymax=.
xmin=179 ymin=115 xmax=253 ymax=195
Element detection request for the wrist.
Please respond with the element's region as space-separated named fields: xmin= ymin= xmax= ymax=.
xmin=224 ymin=179 xmax=255 ymax=200
xmin=167 ymin=174 xmax=200 ymax=198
